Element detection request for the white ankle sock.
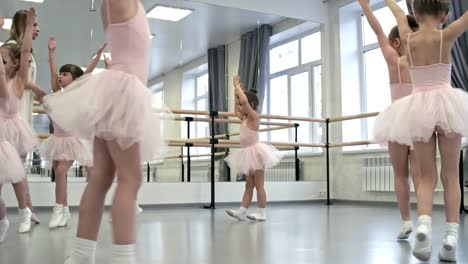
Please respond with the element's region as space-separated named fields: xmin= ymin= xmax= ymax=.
xmin=413 ymin=215 xmax=432 ymax=261
xmin=238 ymin=206 xmax=247 ymax=213
xmin=66 ymin=237 xmax=97 ymax=264
xmin=258 ymin=208 xmax=265 ymax=215
xmin=444 ymin=222 xmax=459 ymax=238
xmin=111 ymin=244 xmax=138 ymax=264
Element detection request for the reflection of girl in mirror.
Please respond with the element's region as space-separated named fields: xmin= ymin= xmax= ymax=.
xmin=375 ymin=0 xmax=468 ymax=261
xmin=359 ymin=0 xmax=422 ymax=240
xmin=0 ymin=8 xmax=41 ymax=234
xmin=34 ymin=36 xmax=105 ymax=229
xmin=225 ymin=76 xmax=283 ymax=222
xmin=0 ymin=19 xmax=29 ymax=244
xmin=42 ymin=0 xmax=167 ymax=263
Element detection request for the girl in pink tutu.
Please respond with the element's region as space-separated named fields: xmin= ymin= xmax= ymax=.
xmin=225 ymin=76 xmax=282 ymax=221
xmin=0 ymin=30 xmax=28 ymax=245
xmin=375 ymin=0 xmax=468 ymax=261
xmin=42 ymin=0 xmax=166 ymax=263
xmin=36 ymin=37 xmax=105 ymax=229
xmin=359 ymin=0 xmax=422 ymax=239
xmin=0 ymin=8 xmax=39 ymax=234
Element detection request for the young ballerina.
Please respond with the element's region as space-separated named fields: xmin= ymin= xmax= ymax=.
xmin=103 ymin=53 xmax=143 ymax=217
xmin=225 ymin=76 xmax=282 ymax=221
xmin=0 ymin=42 xmax=28 ymax=244
xmin=37 ymin=36 xmax=105 ymax=229
xmin=42 ymin=0 xmax=166 ymax=263
xmin=375 ymin=0 xmax=468 ymax=261
xmin=359 ymin=0 xmax=422 ymax=239
xmin=0 ymin=8 xmax=39 ymax=233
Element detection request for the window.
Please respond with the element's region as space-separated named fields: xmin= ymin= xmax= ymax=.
xmin=181 ymin=66 xmax=210 ymax=156
xmin=151 ymin=82 xmax=165 ymax=142
xmin=264 ymin=31 xmax=322 ymax=153
xmin=194 ymin=73 xmax=209 ymax=146
xmin=342 ymin=1 xmax=407 ymax=151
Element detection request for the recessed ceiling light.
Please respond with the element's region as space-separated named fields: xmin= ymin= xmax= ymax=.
xmin=0 ymin=42 xmax=3 ymax=46
xmin=146 ymin=5 xmax=192 ymax=22
xmin=2 ymin=19 xmax=12 ymax=30
xmin=23 ymin=0 xmax=44 ymax=2
xmin=93 ymin=52 xmax=111 ymax=61
xmin=81 ymin=67 xmax=106 ymax=74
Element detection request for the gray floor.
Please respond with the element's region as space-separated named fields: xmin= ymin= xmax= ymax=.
xmin=0 ymin=202 xmax=466 ymax=264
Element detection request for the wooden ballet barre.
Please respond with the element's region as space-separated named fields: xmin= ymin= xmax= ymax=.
xmin=198 ymin=125 xmax=292 ymax=140
xmin=165 ymin=152 xmax=226 ymax=160
xmin=167 ymin=141 xmax=298 ymax=150
xmin=168 ymin=139 xmax=325 ymax=149
xmin=328 ymin=112 xmax=379 ymax=123
xmin=171 ymin=109 xmax=325 ymax=123
xmin=174 ymin=116 xmax=295 ymax=128
xmin=329 ymin=140 xmax=372 ymax=148
xmin=33 ymin=108 xmax=47 ymax=114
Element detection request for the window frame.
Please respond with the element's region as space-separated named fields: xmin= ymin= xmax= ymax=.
xmin=265 ymin=29 xmax=322 ymax=153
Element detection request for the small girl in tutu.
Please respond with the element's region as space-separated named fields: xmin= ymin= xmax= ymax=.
xmin=0 ymin=33 xmax=28 ymax=244
xmin=359 ymin=0 xmax=422 ymax=239
xmin=42 ymin=0 xmax=166 ymax=263
xmin=35 ymin=36 xmax=105 ymax=229
xmin=375 ymin=0 xmax=468 ymax=261
xmin=0 ymin=8 xmax=39 ymax=234
xmin=225 ymin=76 xmax=282 ymax=221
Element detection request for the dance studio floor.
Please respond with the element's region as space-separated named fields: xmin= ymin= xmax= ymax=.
xmin=0 ymin=202 xmax=466 ymax=264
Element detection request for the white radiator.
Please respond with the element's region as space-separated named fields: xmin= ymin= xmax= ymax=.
xmin=363 ymin=156 xmax=415 ymax=192
xmin=183 ymin=160 xmax=301 ymax=182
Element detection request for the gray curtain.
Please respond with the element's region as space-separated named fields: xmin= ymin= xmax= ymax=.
xmin=238 ymin=24 xmax=272 ymax=114
xmin=236 ymin=24 xmax=272 ymax=180
xmin=208 ymin=45 xmax=229 ymax=181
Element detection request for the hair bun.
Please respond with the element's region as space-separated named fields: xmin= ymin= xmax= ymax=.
xmin=249 ymin=89 xmax=258 ymax=94
xmin=406 ymin=15 xmax=419 ymax=29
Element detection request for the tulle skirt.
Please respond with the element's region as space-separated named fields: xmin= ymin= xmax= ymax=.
xmin=43 ymin=70 xmax=168 ymax=163
xmin=39 ymin=135 xmax=93 ymax=166
xmin=373 ymin=86 xmax=468 ymax=146
xmin=0 ymin=116 xmax=37 ymax=156
xmin=0 ymin=140 xmax=25 ymax=184
xmin=224 ymin=142 xmax=283 ymax=175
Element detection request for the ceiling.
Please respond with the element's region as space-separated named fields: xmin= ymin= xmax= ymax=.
xmin=0 ymin=0 xmax=284 ymax=89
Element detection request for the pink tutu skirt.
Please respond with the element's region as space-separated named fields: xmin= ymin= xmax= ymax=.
xmin=224 ymin=142 xmax=283 ymax=175
xmin=39 ymin=135 xmax=93 ymax=166
xmin=43 ymin=70 xmax=167 ymax=162
xmin=0 ymin=116 xmax=37 ymax=156
xmin=0 ymin=140 xmax=25 ymax=184
xmin=373 ymin=86 xmax=468 ymax=146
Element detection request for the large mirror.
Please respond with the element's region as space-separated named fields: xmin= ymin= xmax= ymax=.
xmin=0 ymin=0 xmax=323 ymax=186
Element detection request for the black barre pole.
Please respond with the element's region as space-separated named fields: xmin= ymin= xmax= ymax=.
xmin=226 ymin=135 xmax=231 ymax=182
xmin=180 ymin=146 xmax=185 ymax=182
xmin=459 ymin=149 xmax=467 ymax=213
xmin=186 ymin=117 xmax=193 ymax=182
xmin=147 ymin=162 xmax=150 ymax=182
xmin=203 ymin=111 xmax=218 ymax=209
xmin=294 ymin=123 xmax=300 ymax=181
xmin=325 ymin=118 xmax=332 ymax=205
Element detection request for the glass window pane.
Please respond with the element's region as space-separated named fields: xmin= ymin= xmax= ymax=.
xmin=270 ymin=40 xmax=299 ymax=74
xmin=291 ymin=72 xmax=310 ymax=143
xmin=301 ymin=32 xmax=321 ymax=64
xmin=196 ymin=74 xmax=208 ymax=97
xmin=270 ymin=75 xmax=289 ymax=142
xmin=196 ymin=98 xmax=207 ymax=111
xmin=313 ymin=65 xmax=322 ymax=144
xmin=362 ymin=1 xmax=408 ymax=45
xmin=364 ymin=49 xmax=391 ymax=113
xmin=152 ymin=91 xmax=163 ymax=108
